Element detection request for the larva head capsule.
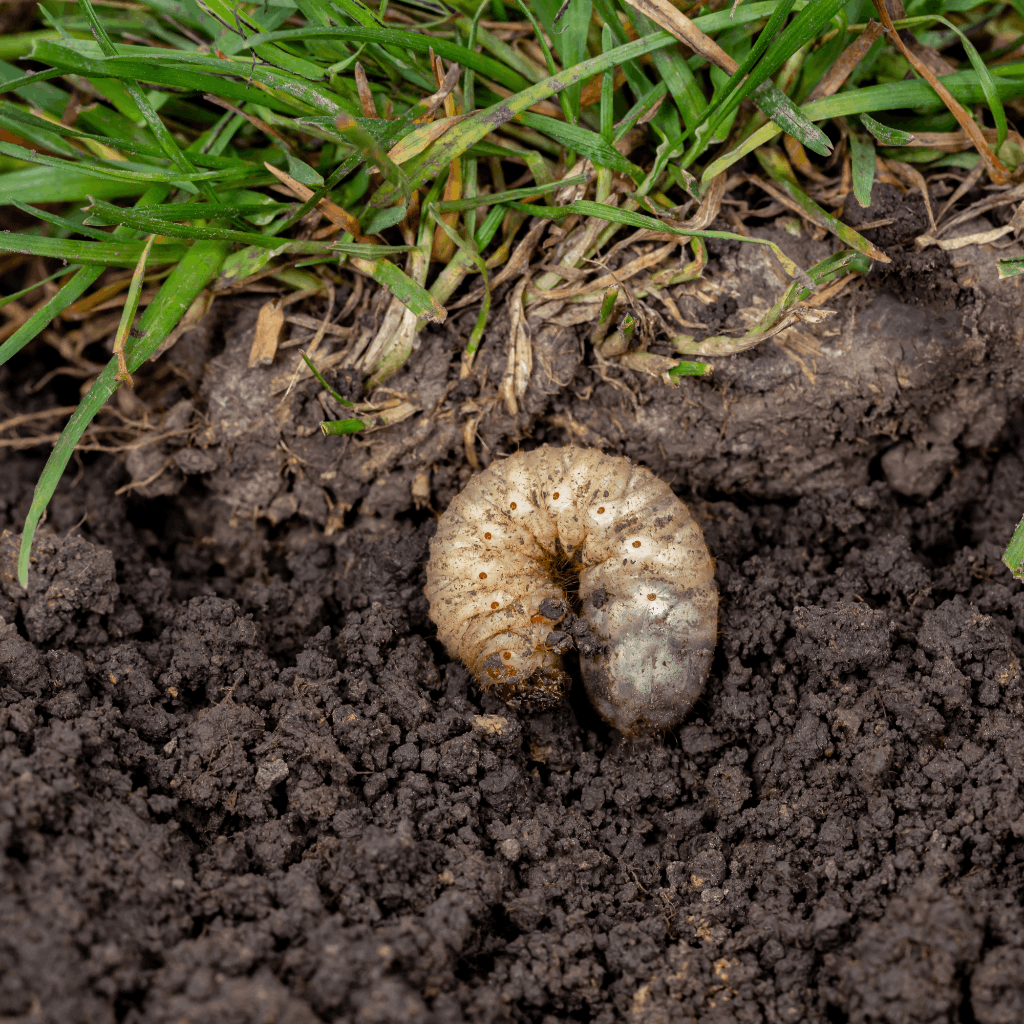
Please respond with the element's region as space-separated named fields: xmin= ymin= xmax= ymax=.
xmin=424 ymin=446 xmax=718 ymax=735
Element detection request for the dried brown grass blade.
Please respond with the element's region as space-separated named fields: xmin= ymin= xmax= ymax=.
xmin=387 ymin=114 xmax=471 ymax=164
xmin=622 ymin=0 xmax=737 ymax=72
xmin=249 ymin=298 xmax=285 ymax=368
xmin=263 ymin=162 xmax=373 ymax=242
xmin=500 ymin=276 xmax=532 ymax=416
xmin=901 ymin=34 xmax=957 ymax=77
xmin=283 ymin=312 xmax=352 ymax=340
xmin=933 ymin=159 xmax=986 ymax=225
xmin=1011 ymin=199 xmax=1024 ymax=237
xmin=304 ymin=284 xmax=335 ymax=363
xmin=205 ymin=94 xmax=285 ymax=142
xmin=783 ymin=135 xmax=831 ymax=182
xmin=933 ymin=183 xmax=1024 ymax=237
xmin=580 ymin=69 xmax=627 ymax=107
xmin=431 ymin=51 xmax=462 ymax=263
xmin=449 ymin=219 xmax=549 ymax=310
xmin=63 ymin=277 xmax=132 ymax=319
xmin=355 ymin=62 xmax=378 ymax=118
xmin=873 ymin=155 xmax=907 ymax=191
xmin=688 ymin=170 xmax=727 ymax=227
xmin=414 ymin=59 xmax=463 ymax=124
xmin=675 ymin=307 xmax=836 ymax=356
xmin=807 ymin=20 xmax=885 ymax=100
xmin=907 ymin=126 xmax=1024 ymax=155
xmin=916 ymin=224 xmax=1015 ymax=250
xmin=528 ymin=241 xmax=677 ymax=301
xmin=870 ymin=0 xmax=1010 ymax=184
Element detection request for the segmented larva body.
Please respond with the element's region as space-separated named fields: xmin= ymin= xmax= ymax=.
xmin=424 ymin=446 xmax=718 ymax=735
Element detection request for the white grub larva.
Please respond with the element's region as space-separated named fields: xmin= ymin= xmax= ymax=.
xmin=424 ymin=446 xmax=718 ymax=735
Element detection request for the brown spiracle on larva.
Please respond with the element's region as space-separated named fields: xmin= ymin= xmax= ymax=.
xmin=424 ymin=446 xmax=718 ymax=735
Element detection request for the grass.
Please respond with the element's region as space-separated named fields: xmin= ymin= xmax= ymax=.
xmin=1006 ymin=516 xmax=1024 ymax=579
xmin=1 ymin=0 xmax=1023 ymax=584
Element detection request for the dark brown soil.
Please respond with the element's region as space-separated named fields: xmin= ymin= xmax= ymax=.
xmin=1 ymin=198 xmax=1023 ymax=1023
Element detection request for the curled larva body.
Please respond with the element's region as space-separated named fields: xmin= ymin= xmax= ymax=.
xmin=424 ymin=446 xmax=718 ymax=735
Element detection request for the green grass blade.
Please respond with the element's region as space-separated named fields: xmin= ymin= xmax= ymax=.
xmin=859 ymin=112 xmax=914 ymax=145
xmin=368 ymin=31 xmax=680 ymax=207
xmin=17 ymin=238 xmax=231 ymax=586
xmin=600 ymin=25 xmax=614 ymax=144
xmin=333 ymin=242 xmax=414 ymax=257
xmin=1004 ymin=515 xmax=1024 ymax=579
xmin=614 ymin=81 xmax=668 ymax=142
xmin=850 ymin=131 xmax=875 ymax=208
xmin=793 ymin=6 xmax=846 ymax=102
xmin=83 ymin=197 xmax=307 ymax=249
xmin=191 ymin=0 xmax=328 ymax=81
xmin=532 ymin=0 xmax=593 ymax=120
xmin=29 ymin=39 xmax=327 ymax=115
xmin=240 ymin=26 xmax=533 ymax=92
xmin=0 ymin=103 xmax=161 ymax=162
xmin=998 ymin=257 xmax=1024 ymax=279
xmin=691 ymin=2 xmax=809 ymax=33
xmin=0 ymin=232 xmax=189 ymax=267
xmin=0 ymin=166 xmax=226 ymax=205
xmin=434 ymin=174 xmax=587 ymax=212
xmin=465 ymin=22 xmax=546 ymax=84
xmin=0 ymin=267 xmax=80 ymax=313
xmin=0 ymin=107 xmax=81 ymax=158
xmin=516 ymin=112 xmax=644 ymax=180
xmin=0 ymin=63 xmax=65 ymax=98
xmin=592 ymin=0 xmax=668 ymax=132
xmin=754 ymin=146 xmax=887 ymax=261
xmin=626 ymin=7 xmax=705 ymax=129
xmin=701 ymin=67 xmax=1024 ymax=182
xmin=370 ymin=258 xmax=446 ymax=322
xmin=78 ymin=0 xmax=212 ymax=199
xmin=512 ymin=0 xmax=573 ymax=123
xmin=321 ymin=418 xmax=368 ymax=435
xmin=112 ymin=234 xmax=154 ymax=380
xmin=668 ymin=360 xmax=712 ymax=377
xmin=123 ymin=202 xmax=296 ymax=221
xmin=756 ymin=0 xmax=848 ymax=84
xmin=0 ymin=267 xmax=101 ymax=367
xmin=930 ymin=14 xmax=1008 ymax=152
xmin=426 ymin=202 xmax=491 ymax=357
xmin=753 ymin=81 xmax=832 ymax=156
xmin=507 ymin=198 xmax=807 ymax=280
xmin=0 ymin=140 xmax=226 ymax=184
xmin=334 ymin=113 xmax=411 ymax=212
xmin=1 ymin=184 xmax=171 ymax=365
xmin=10 ymin=199 xmax=117 ymax=242
xmin=302 ymin=352 xmax=357 ymax=407
xmin=0 ymin=42 xmax=62 ymax=72
xmin=686 ymin=0 xmax=827 ymax=154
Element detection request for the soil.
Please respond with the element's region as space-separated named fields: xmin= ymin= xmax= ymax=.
xmin=1 ymin=188 xmax=1023 ymax=1024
